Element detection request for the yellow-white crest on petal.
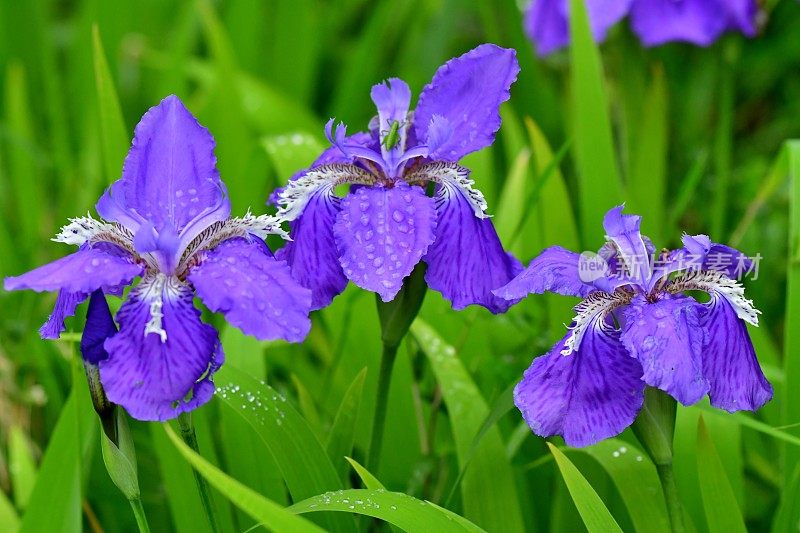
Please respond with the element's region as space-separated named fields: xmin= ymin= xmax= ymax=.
xmin=275 ymin=164 xmax=375 ymax=222
xmin=407 ymin=162 xmax=489 ymax=219
xmin=669 ymin=270 xmax=761 ymax=326
xmin=562 ymin=290 xmax=632 ymax=356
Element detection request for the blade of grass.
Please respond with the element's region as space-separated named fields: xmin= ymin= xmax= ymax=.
xmin=547 ymin=443 xmax=623 ymax=533
xmin=289 ymin=489 xmax=487 ymax=533
xmin=92 ymin=25 xmax=128 ymax=184
xmin=568 ymin=0 xmax=624 ymax=247
xmin=696 ymin=417 xmax=747 ymax=533
xmin=782 ymin=140 xmax=800 ymax=487
xmin=411 ymin=319 xmax=525 ymax=532
xmin=164 ymin=425 xmax=324 ymax=533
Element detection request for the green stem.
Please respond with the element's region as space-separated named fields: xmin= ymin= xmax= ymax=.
xmin=632 ymin=387 xmax=684 ymax=533
xmin=656 ymin=463 xmax=685 ymax=533
xmin=368 ymin=263 xmax=428 ymax=473
xmin=128 ymin=497 xmax=151 ymax=533
xmin=366 ymin=343 xmax=399 ymax=471
xmin=177 ymin=412 xmax=220 ymax=533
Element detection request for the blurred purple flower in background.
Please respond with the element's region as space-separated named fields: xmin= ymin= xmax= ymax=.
xmin=494 ymin=206 xmax=772 ymax=447
xmin=4 ymin=95 xmax=312 ymax=421
xmin=273 ymin=44 xmax=522 ymax=313
xmin=524 ymin=0 xmax=759 ymax=55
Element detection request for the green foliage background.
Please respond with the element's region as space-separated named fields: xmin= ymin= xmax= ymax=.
xmin=0 ymin=0 xmax=799 ymax=531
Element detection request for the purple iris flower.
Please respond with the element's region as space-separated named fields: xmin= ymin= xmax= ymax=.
xmin=4 ymin=95 xmax=312 ymax=421
xmin=494 ymin=206 xmax=772 ymax=447
xmin=524 ymin=0 xmax=758 ymax=56
xmin=273 ymin=44 xmax=522 ymax=313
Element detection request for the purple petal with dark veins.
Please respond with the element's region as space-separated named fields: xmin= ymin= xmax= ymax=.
xmin=334 ymin=183 xmax=436 ymax=302
xmin=681 ymin=234 xmax=753 ymax=280
xmin=100 ymin=275 xmax=222 ymax=421
xmin=603 ymin=205 xmax=653 ymax=286
xmin=700 ymin=294 xmax=772 ymax=412
xmin=621 ymin=295 xmax=709 ymax=405
xmin=275 ymin=189 xmax=348 ymax=310
xmin=515 ymin=319 xmax=644 ymax=448
xmin=106 ymin=95 xmax=230 ymax=240
xmin=39 ymin=290 xmax=89 ymax=340
xmin=494 ymin=246 xmax=596 ymax=300
xmin=4 ymin=244 xmax=141 ymax=295
xmin=630 ymin=0 xmax=727 ymax=47
xmin=81 ymin=290 xmax=118 ymax=365
xmin=189 ymin=237 xmax=312 ymax=342
xmin=414 ymin=44 xmax=519 ymax=161
xmin=424 ymin=184 xmax=522 ymax=313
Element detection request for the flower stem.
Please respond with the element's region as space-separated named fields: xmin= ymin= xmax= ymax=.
xmin=632 ymin=387 xmax=685 ymax=533
xmin=128 ymin=497 xmax=151 ymax=533
xmin=366 ymin=343 xmax=399 ymax=471
xmin=368 ymin=263 xmax=428 ymax=473
xmin=177 ymin=412 xmax=220 ymax=533
xmin=656 ymin=462 xmax=684 ymax=533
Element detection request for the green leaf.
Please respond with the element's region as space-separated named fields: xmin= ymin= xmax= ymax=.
xmin=773 ymin=462 xmax=800 ymax=532
xmin=214 ymin=366 xmax=355 ymax=533
xmin=411 ymin=320 xmax=525 ymax=532
xmin=164 ymin=424 xmax=324 ymax=533
xmin=289 ymin=489 xmax=486 ymax=533
xmin=3 ymin=61 xmax=45 ymax=248
xmin=626 ymin=65 xmax=667 ymax=244
xmin=696 ymin=417 xmax=747 ymax=533
xmin=568 ymin=0 xmax=623 ymax=246
xmin=8 ymin=426 xmax=37 ymax=510
xmin=547 ymin=443 xmax=623 ymax=533
xmin=326 ymin=369 xmax=367 ymax=482
xmin=92 ymin=24 xmax=128 ymax=184
xmin=345 ymin=457 xmax=384 ymax=490
xmin=150 ymin=423 xmax=214 ymax=533
xmin=99 ymin=409 xmax=140 ymax=501
xmin=578 ymin=439 xmax=670 ymax=533
xmin=783 ymin=140 xmax=800 ymax=487
xmin=0 ymin=487 xmax=19 ymax=533
xmin=262 ymin=132 xmax=325 ymax=183
xmin=20 ymin=369 xmax=95 ymax=533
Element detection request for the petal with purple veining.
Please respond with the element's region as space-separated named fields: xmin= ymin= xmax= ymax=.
xmin=334 ymin=183 xmax=436 ymax=302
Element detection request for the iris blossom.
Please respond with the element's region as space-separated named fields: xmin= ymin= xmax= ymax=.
xmin=525 ymin=0 xmax=759 ymax=56
xmin=273 ymin=44 xmax=522 ymax=313
xmin=4 ymin=95 xmax=312 ymax=421
xmin=495 ymin=206 xmax=773 ymax=447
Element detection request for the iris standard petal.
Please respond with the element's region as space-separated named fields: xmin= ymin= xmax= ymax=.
xmin=114 ymin=95 xmax=230 ymax=235
xmin=371 ymin=78 xmax=412 ymax=163
xmin=189 ymin=237 xmax=312 ymax=342
xmin=621 ymin=295 xmax=709 ymax=405
xmin=603 ymin=205 xmax=653 ymax=286
xmin=414 ymin=44 xmax=519 ymax=161
xmin=80 ymin=290 xmax=118 ymax=365
xmin=275 ymin=190 xmax=348 ymax=310
xmin=630 ymin=0 xmax=727 ymax=47
xmin=334 ymin=183 xmax=437 ymax=302
xmin=100 ymin=274 xmax=222 ymax=421
xmin=423 ymin=182 xmax=522 ymax=313
xmin=39 ymin=289 xmax=89 ymax=340
xmin=495 ymin=246 xmax=596 ymax=300
xmin=4 ymin=244 xmax=142 ymax=294
xmin=515 ymin=320 xmax=644 ymax=448
xmin=681 ymin=234 xmax=753 ymax=280
xmin=700 ymin=294 xmax=773 ymax=412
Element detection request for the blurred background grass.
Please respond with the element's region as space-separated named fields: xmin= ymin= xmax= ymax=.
xmin=1 ymin=0 xmax=799 ymax=531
